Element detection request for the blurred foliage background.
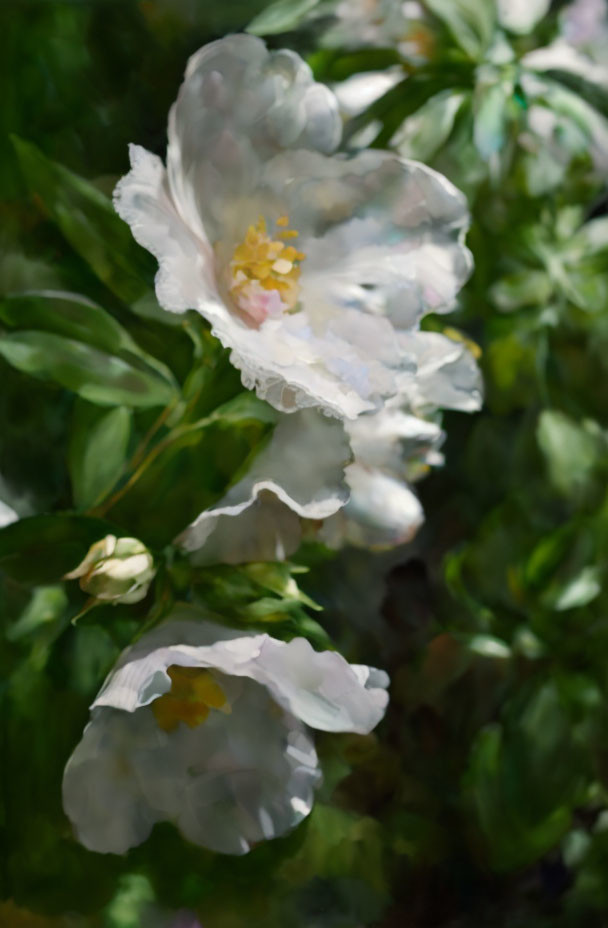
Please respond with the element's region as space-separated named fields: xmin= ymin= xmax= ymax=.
xmin=2 ymin=0 xmax=608 ymax=926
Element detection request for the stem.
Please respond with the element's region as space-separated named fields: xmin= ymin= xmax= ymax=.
xmin=89 ymin=411 xmax=219 ymax=518
xmin=86 ymin=398 xmax=179 ymax=513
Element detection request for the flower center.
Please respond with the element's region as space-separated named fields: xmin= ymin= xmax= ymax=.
xmin=229 ymin=215 xmax=305 ymax=324
xmin=152 ymin=665 xmax=230 ymax=732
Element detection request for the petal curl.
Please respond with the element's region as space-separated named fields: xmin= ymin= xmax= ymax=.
xmin=176 ymin=409 xmax=351 ymax=563
xmin=92 ymin=619 xmax=389 ymax=735
xmin=396 ymin=332 xmax=483 ymax=413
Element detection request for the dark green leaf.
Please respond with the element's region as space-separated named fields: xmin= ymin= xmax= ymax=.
xmin=0 ymin=330 xmax=176 ymax=407
xmin=11 ymin=135 xmax=155 ymax=303
xmin=0 ymin=513 xmax=119 ymax=584
xmin=247 ymin=0 xmax=321 ymax=35
xmin=68 ymin=402 xmax=132 ymax=508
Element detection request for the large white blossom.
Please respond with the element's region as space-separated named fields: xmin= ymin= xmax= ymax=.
xmin=114 ymin=34 xmax=472 ymax=420
xmin=62 ymin=611 xmax=389 ymax=855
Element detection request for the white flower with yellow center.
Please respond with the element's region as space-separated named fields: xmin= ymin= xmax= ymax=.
xmin=114 ymin=34 xmax=472 ymax=419
xmin=62 ymin=612 xmax=389 ymax=855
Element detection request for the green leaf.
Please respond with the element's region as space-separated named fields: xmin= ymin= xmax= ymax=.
xmin=552 ymin=565 xmax=602 ymax=611
xmin=537 ymin=410 xmax=604 ymax=499
xmin=0 ymin=291 xmax=139 ymax=355
xmin=0 ymin=514 xmax=118 ymax=584
xmin=211 ymin=391 xmax=279 ymax=426
xmin=68 ymin=402 xmax=132 ymax=508
xmin=5 ymin=585 xmax=68 ymax=642
xmin=425 ymin=0 xmax=496 ymax=60
xmin=393 ymin=89 xmax=466 ymax=162
xmin=544 ymin=70 xmax=608 ymax=120
xmin=0 ymin=330 xmax=176 ymax=407
xmin=247 ymin=0 xmax=321 ymax=35
xmin=344 ymin=68 xmax=473 ymax=148
xmin=0 ymin=290 xmax=179 ymax=389
xmin=11 ymin=135 xmax=155 ymax=303
xmin=490 ymin=269 xmax=553 ymax=311
xmin=473 ymin=79 xmax=511 ymax=159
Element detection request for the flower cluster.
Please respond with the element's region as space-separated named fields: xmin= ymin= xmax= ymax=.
xmin=61 ymin=33 xmax=480 ymax=858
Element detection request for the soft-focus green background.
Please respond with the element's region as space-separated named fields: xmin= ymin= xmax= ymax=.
xmin=2 ymin=1 xmax=608 ymax=926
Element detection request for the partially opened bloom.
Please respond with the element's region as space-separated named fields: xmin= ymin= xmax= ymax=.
xmin=115 ymin=34 xmax=472 ymax=419
xmin=321 ymin=331 xmax=482 ymax=549
xmin=176 ymin=409 xmax=350 ymax=564
xmin=62 ymin=612 xmax=389 ymax=855
xmin=178 ymin=332 xmax=481 ymax=558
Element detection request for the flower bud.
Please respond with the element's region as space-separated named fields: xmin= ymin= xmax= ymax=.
xmin=65 ymin=535 xmax=155 ymax=604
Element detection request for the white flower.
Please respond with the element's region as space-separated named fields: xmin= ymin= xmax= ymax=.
xmin=114 ymin=34 xmax=472 ymax=420
xmin=62 ymin=611 xmax=389 ymax=855
xmin=176 ymin=409 xmax=350 ymax=564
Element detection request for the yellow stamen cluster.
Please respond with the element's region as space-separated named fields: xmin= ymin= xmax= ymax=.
xmin=229 ymin=215 xmax=305 ymax=317
xmin=152 ymin=665 xmax=230 ymax=732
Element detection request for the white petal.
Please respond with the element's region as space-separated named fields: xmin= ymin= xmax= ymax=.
xmin=321 ymin=0 xmax=432 ymax=62
xmin=396 ymin=331 xmax=483 ymax=414
xmin=62 ymin=709 xmax=160 ymax=854
xmin=252 ymin=635 xmax=389 ymax=733
xmin=167 ymin=35 xmax=341 ymax=243
xmin=320 ymin=464 xmax=425 ymax=550
xmin=113 ymin=144 xmax=219 ymax=314
xmin=176 ymin=409 xmax=350 ymax=563
xmin=346 ymin=407 xmax=444 ymax=476
xmin=178 ymin=492 xmax=302 ymax=566
xmin=0 ymin=499 xmax=18 ymax=528
xmin=268 ymin=149 xmax=472 ymax=320
xmin=561 ymin=0 xmax=607 ymax=49
xmin=139 ymin=682 xmax=318 ymax=854
xmin=92 ymin=619 xmax=388 ymax=735
xmin=64 ymin=684 xmax=320 ymax=855
xmin=220 ymin=151 xmax=472 ymax=416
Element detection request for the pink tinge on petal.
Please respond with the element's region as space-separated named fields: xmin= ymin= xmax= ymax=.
xmin=236 ymin=281 xmax=286 ymax=325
